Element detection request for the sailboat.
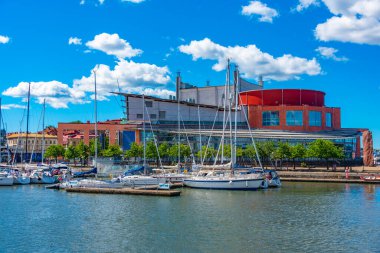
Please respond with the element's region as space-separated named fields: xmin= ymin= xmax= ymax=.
xmin=119 ymin=94 xmax=166 ymax=186
xmin=184 ymin=62 xmax=265 ymax=190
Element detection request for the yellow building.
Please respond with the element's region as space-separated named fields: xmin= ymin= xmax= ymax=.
xmin=7 ymin=133 xmax=58 ymax=154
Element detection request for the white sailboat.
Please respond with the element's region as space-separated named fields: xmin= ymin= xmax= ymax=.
xmin=0 ymin=170 xmax=14 ymax=186
xmin=184 ymin=62 xmax=265 ymax=190
xmin=119 ymin=94 xmax=165 ymax=186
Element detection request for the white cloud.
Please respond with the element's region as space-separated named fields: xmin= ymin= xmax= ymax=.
xmin=0 ymin=35 xmax=10 ymax=44
xmin=2 ymin=58 xmax=172 ymax=108
xmin=73 ymin=59 xmax=171 ymax=98
xmin=316 ymin=46 xmax=348 ymax=61
xmin=2 ymin=81 xmax=87 ymax=109
xmin=241 ymin=1 xmax=279 ymax=23
xmin=295 ymin=0 xmax=319 ymax=12
xmin=315 ymin=0 xmax=380 ymax=45
xmin=80 ymin=0 xmax=85 ymax=5
xmin=2 ymin=104 xmax=26 ymax=110
xmin=99 ymin=0 xmax=105 ymax=4
xmin=68 ymin=37 xmax=82 ymax=45
xmin=122 ymin=0 xmax=145 ymax=3
xmin=86 ymin=33 xmax=142 ymax=59
xmin=179 ymin=38 xmax=321 ymax=81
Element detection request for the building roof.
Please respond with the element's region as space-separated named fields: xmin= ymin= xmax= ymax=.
xmin=7 ymin=133 xmax=57 ymax=139
xmin=112 ymin=92 xmax=230 ymax=111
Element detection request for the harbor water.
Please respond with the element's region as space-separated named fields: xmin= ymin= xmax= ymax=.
xmin=1 ymin=182 xmax=380 ymax=252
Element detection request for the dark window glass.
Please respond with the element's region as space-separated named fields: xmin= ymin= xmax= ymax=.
xmin=136 ymin=114 xmax=143 ymax=119
xmin=262 ymin=111 xmax=279 ymax=126
xmin=159 ymin=111 xmax=166 ymax=119
xmin=145 ymin=101 xmax=153 ymax=107
xmin=309 ymin=111 xmax=321 ymax=126
xmin=286 ymin=111 xmax=303 ymax=126
xmin=326 ymin=112 xmax=332 ymax=127
xmin=150 ymin=114 xmax=157 ymax=119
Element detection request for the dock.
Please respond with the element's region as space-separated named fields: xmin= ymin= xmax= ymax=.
xmin=65 ymin=187 xmax=181 ymax=196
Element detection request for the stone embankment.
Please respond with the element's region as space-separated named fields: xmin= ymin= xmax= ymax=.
xmin=277 ymin=166 xmax=380 ymax=184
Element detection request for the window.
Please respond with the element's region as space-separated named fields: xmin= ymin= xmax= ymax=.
xmin=159 ymin=111 xmax=166 ymax=119
xmin=286 ymin=111 xmax=303 ymax=126
xmin=326 ymin=112 xmax=332 ymax=127
xmin=150 ymin=114 xmax=157 ymax=119
xmin=136 ymin=114 xmax=143 ymax=119
xmin=145 ymin=101 xmax=153 ymax=107
xmin=309 ymin=111 xmax=321 ymax=126
xmin=262 ymin=111 xmax=279 ymax=126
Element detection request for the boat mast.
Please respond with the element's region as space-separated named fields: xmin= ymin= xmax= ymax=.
xmin=197 ymin=105 xmax=202 ymax=159
xmin=93 ymin=69 xmax=98 ymax=170
xmin=221 ymin=60 xmax=229 ymax=163
xmin=0 ymin=97 xmax=2 ymax=164
xmin=25 ymin=82 xmax=31 ymax=164
xmin=41 ymin=99 xmax=46 ymax=164
xmin=177 ymin=72 xmax=180 ymax=171
xmin=142 ymin=94 xmax=146 ymax=175
xmin=233 ymin=65 xmax=239 ymax=170
xmin=227 ymin=60 xmax=233 ymax=170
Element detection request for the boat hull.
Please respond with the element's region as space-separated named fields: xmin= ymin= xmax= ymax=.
xmin=30 ymin=176 xmax=56 ymax=184
xmin=122 ymin=176 xmax=166 ymax=186
xmin=0 ymin=177 xmax=14 ymax=186
xmin=13 ymin=177 xmax=31 ymax=185
xmin=184 ymin=178 xmax=263 ymax=190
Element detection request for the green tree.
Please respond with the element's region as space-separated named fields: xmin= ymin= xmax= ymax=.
xmin=306 ymin=139 xmax=344 ymax=169
xmin=102 ymin=144 xmax=123 ymax=157
xmin=289 ymin=144 xmax=306 ymax=170
xmin=273 ymin=142 xmax=291 ymax=169
xmin=89 ymin=139 xmax=102 ymax=156
xmin=75 ymin=141 xmax=90 ymax=166
xmin=169 ymin=144 xmax=191 ymax=163
xmin=158 ymin=142 xmax=170 ymax=160
xmin=44 ymin=144 xmax=65 ymax=163
xmin=124 ymin=142 xmax=143 ymax=161
xmin=146 ymin=141 xmax=159 ymax=160
xmin=223 ymin=144 xmax=232 ymax=158
xmin=64 ymin=144 xmax=79 ymax=166
xmin=196 ymin=145 xmax=217 ymax=161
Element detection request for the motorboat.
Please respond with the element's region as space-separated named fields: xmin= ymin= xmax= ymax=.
xmin=120 ymin=175 xmax=166 ymax=186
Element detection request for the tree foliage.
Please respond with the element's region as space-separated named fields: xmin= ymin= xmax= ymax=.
xmin=75 ymin=141 xmax=90 ymax=166
xmin=102 ymin=144 xmax=123 ymax=157
xmin=125 ymin=142 xmax=143 ymax=159
xmin=64 ymin=144 xmax=79 ymax=165
xmin=44 ymin=144 xmax=65 ymax=163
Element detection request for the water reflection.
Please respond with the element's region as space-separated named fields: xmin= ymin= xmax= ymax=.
xmin=1 ymin=182 xmax=380 ymax=253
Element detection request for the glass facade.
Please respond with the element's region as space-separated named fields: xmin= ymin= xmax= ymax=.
xmin=262 ymin=111 xmax=280 ymax=126
xmin=309 ymin=111 xmax=321 ymax=127
xmin=326 ymin=112 xmax=332 ymax=127
xmin=286 ymin=111 xmax=303 ymax=126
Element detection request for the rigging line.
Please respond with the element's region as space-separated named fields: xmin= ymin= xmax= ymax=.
xmin=29 ymin=103 xmax=44 ymax=164
xmin=179 ymin=114 xmax=195 ymax=165
xmin=144 ymin=105 xmax=163 ymax=169
xmin=200 ymin=106 xmax=220 ymax=166
xmin=239 ymin=94 xmax=263 ymax=169
xmin=12 ymin=106 xmax=27 ymax=166
xmin=214 ymin=108 xmax=231 ymax=166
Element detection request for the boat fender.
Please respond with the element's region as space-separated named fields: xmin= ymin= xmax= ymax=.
xmin=229 ymin=180 xmax=233 ymax=184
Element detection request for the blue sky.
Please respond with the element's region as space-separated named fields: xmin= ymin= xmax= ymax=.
xmin=0 ymin=0 xmax=379 ymax=147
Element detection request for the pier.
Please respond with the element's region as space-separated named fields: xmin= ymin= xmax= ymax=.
xmin=65 ymin=187 xmax=181 ymax=197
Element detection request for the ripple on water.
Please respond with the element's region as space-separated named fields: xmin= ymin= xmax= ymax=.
xmin=1 ymin=182 xmax=380 ymax=253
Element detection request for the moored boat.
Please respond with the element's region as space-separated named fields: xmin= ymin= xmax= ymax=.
xmin=0 ymin=173 xmax=14 ymax=186
xmin=13 ymin=174 xmax=31 ymax=185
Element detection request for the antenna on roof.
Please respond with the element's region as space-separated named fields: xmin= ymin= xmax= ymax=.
xmin=258 ymin=75 xmax=264 ymax=87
